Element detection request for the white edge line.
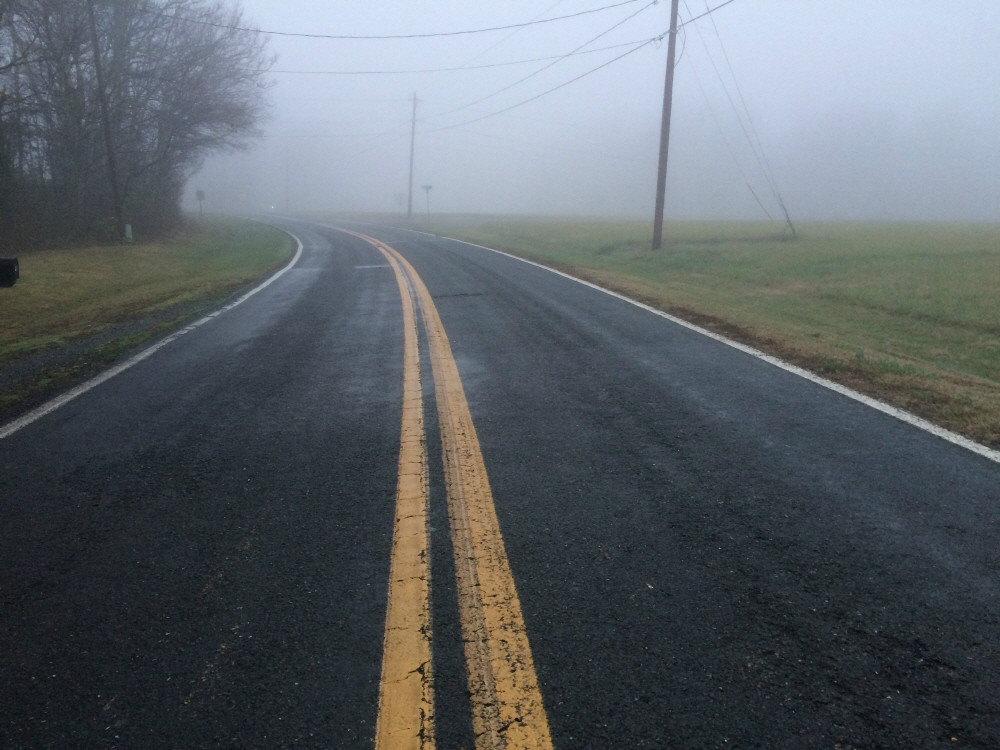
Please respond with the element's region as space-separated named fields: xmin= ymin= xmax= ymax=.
xmin=0 ymin=231 xmax=305 ymax=440
xmin=414 ymin=229 xmax=1000 ymax=466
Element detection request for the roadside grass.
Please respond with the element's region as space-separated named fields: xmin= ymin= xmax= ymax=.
xmin=421 ymin=216 xmax=1000 ymax=448
xmin=0 ymin=218 xmax=294 ymax=414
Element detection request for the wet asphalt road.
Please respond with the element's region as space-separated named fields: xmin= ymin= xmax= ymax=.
xmin=2 ymin=219 xmax=999 ymax=748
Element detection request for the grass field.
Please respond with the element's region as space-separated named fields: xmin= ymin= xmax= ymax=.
xmin=0 ymin=218 xmax=295 ymax=414
xmin=419 ymin=216 xmax=1000 ymax=449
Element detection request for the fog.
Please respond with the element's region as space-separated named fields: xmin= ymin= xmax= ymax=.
xmin=189 ymin=1 xmax=1000 ymax=222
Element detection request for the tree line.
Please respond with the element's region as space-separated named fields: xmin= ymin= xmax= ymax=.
xmin=0 ymin=0 xmax=272 ymax=249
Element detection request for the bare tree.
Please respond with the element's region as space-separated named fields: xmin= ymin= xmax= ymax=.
xmin=103 ymin=0 xmax=273 ymax=233
xmin=0 ymin=0 xmax=272 ymax=247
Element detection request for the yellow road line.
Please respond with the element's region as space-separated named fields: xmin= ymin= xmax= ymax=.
xmin=372 ymin=239 xmax=435 ymax=750
xmin=379 ymin=241 xmax=553 ymax=750
xmin=343 ymin=227 xmax=552 ymax=749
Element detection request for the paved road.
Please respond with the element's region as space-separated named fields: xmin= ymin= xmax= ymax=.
xmin=2 ymin=219 xmax=999 ymax=749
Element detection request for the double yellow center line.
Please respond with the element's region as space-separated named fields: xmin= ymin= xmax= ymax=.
xmin=341 ymin=231 xmax=552 ymax=750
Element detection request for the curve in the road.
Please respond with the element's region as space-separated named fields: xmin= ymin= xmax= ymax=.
xmin=0 ymin=234 xmax=305 ymax=441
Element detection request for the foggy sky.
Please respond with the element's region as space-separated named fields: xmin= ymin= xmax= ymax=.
xmin=189 ymin=1 xmax=1000 ymax=222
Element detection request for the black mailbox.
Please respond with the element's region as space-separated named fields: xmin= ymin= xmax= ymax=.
xmin=0 ymin=257 xmax=18 ymax=287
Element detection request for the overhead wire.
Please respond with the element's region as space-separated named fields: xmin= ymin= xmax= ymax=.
xmin=436 ymin=0 xmax=658 ymax=115
xmin=680 ymin=5 xmax=772 ymax=219
xmin=447 ymin=0 xmax=566 ymax=69
xmin=702 ymin=0 xmax=795 ymax=234
xmin=231 ymin=2 xmax=752 ymax=208
xmin=685 ymin=55 xmax=776 ymax=220
xmin=423 ymin=35 xmax=662 ymax=133
xmin=682 ymin=0 xmax=793 ymax=231
xmin=261 ymin=1 xmax=742 ymax=138
xmin=678 ymin=0 xmax=739 ymax=28
xmin=417 ymin=0 xmax=740 ymax=133
xmin=411 ymin=0 xmax=567 ymax=97
xmin=266 ymin=38 xmax=656 ymax=76
xmin=151 ymin=0 xmax=642 ymax=40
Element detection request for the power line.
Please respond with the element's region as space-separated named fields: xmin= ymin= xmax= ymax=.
xmin=449 ymin=1 xmax=657 ymax=113
xmin=266 ymin=38 xmax=655 ymax=76
xmin=424 ymin=36 xmax=661 ymax=133
xmin=678 ymin=0 xmax=739 ymax=28
xmin=404 ymin=0 xmax=568 ymax=111
xmin=685 ymin=51 xmax=775 ymax=221
xmin=152 ymin=1 xmax=642 ymax=41
xmin=440 ymin=0 xmax=567 ymax=74
xmin=702 ymin=0 xmax=793 ymax=235
xmin=681 ymin=0 xmax=794 ymax=234
xmin=427 ymin=1 xmax=657 ymax=121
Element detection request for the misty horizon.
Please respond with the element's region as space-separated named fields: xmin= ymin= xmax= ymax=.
xmin=189 ymin=1 xmax=1000 ymax=223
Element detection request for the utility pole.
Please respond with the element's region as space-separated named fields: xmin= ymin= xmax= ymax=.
xmin=407 ymin=93 xmax=417 ymax=219
xmin=651 ymin=0 xmax=680 ymax=250
xmin=87 ymin=0 xmax=125 ymax=240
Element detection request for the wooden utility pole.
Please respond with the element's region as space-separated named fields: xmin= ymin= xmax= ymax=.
xmin=652 ymin=0 xmax=680 ymax=250
xmin=86 ymin=0 xmax=125 ymax=239
xmin=407 ymin=94 xmax=417 ymax=219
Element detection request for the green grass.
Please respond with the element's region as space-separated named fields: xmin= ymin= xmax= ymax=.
xmin=418 ymin=216 xmax=1000 ymax=448
xmin=0 ymin=218 xmax=294 ymax=416
xmin=0 ymin=218 xmax=294 ymax=363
